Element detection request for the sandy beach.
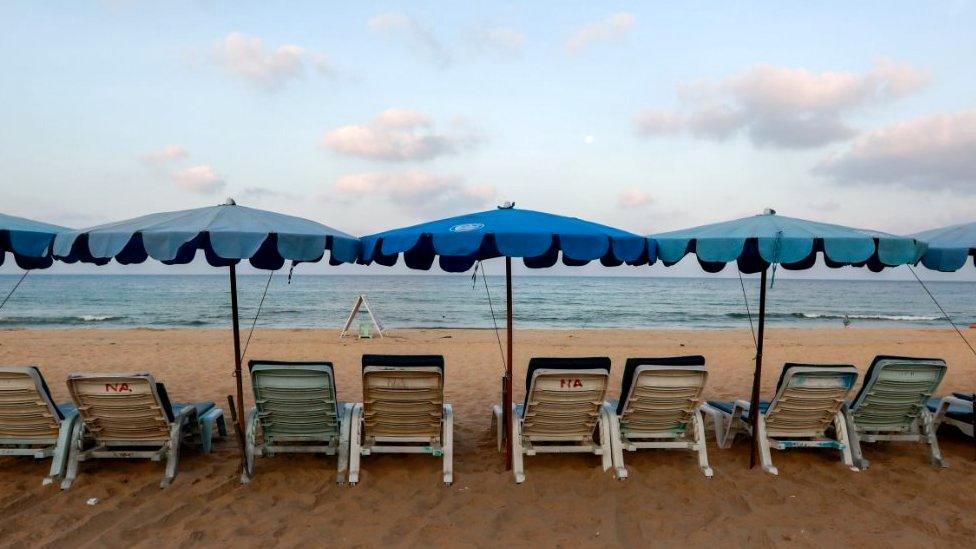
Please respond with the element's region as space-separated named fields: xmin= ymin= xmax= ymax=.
xmin=0 ymin=326 xmax=973 ymax=547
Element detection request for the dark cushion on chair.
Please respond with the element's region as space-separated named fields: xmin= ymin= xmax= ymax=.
xmin=707 ymin=399 xmax=770 ymax=421
xmin=248 ymin=359 xmax=334 ymax=373
xmin=525 ymin=357 xmax=610 ymax=393
xmin=952 ymin=392 xmax=975 ymax=402
xmin=928 ymin=397 xmax=975 ymax=421
xmin=155 ymin=382 xmax=176 ymax=423
xmin=362 ymin=354 xmax=444 ymax=372
xmin=29 ymin=366 xmax=64 ymax=421
xmin=617 ymin=356 xmax=705 ymax=415
xmin=850 ymin=355 xmax=945 ymax=405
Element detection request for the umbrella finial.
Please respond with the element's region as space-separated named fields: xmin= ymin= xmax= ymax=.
xmin=763 ymin=207 xmax=776 ymax=215
xmin=224 ymin=197 xmax=237 ymax=206
xmin=498 ymin=201 xmax=515 ymax=210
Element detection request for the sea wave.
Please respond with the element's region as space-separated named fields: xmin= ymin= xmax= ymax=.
xmin=725 ymin=312 xmax=941 ymax=322
xmin=0 ymin=315 xmax=126 ymax=326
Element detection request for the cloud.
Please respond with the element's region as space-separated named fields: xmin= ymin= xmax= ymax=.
xmin=468 ymin=26 xmax=524 ymax=57
xmin=329 ymin=171 xmax=495 ymax=213
xmin=617 ymin=188 xmax=653 ymax=209
xmin=172 ymin=165 xmax=225 ymax=195
xmin=566 ymin=12 xmax=635 ymax=54
xmin=635 ymin=59 xmax=929 ymax=148
xmin=368 ymin=12 xmax=450 ymax=68
xmin=141 ymin=145 xmax=188 ymax=166
xmin=322 ymin=109 xmax=482 ymax=162
xmin=813 ymin=109 xmax=976 ymax=191
xmin=213 ymin=32 xmax=331 ymax=91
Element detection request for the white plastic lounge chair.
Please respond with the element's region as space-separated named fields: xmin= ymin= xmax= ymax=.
xmin=61 ymin=373 xmax=226 ymax=489
xmin=844 ymin=355 xmax=947 ymax=469
xmin=348 ymin=355 xmax=453 ymax=485
xmin=490 ymin=357 xmax=613 ymax=484
xmin=607 ymin=356 xmax=712 ymax=479
xmin=242 ymin=360 xmax=352 ymax=484
xmin=702 ymin=363 xmax=859 ymax=475
xmin=928 ymin=392 xmax=975 ymax=438
xmin=0 ymin=367 xmax=81 ymax=485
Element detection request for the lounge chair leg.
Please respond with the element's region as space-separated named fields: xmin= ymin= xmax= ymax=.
xmin=920 ymin=409 xmax=947 ymax=468
xmin=490 ymin=404 xmax=504 ymax=453
xmin=60 ymin=420 xmax=85 ymax=490
xmin=162 ymin=412 xmax=189 ymax=488
xmin=608 ymin=412 xmax=628 ymax=480
xmin=337 ymin=403 xmax=353 ymax=484
xmin=45 ymin=412 xmax=80 ymax=486
xmin=511 ymin=406 xmax=525 ymax=484
xmin=755 ymin=414 xmax=777 ymax=476
xmin=442 ymin=404 xmax=454 ymax=485
xmin=843 ymin=408 xmax=867 ymax=470
xmin=241 ymin=408 xmax=259 ymax=484
xmin=597 ymin=404 xmax=613 ymax=473
xmin=348 ymin=403 xmax=363 ymax=485
xmin=833 ymin=411 xmax=858 ymax=471
xmin=693 ymin=409 xmax=713 ymax=478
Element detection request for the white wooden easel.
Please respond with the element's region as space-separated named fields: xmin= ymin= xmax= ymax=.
xmin=340 ymin=294 xmax=384 ymax=339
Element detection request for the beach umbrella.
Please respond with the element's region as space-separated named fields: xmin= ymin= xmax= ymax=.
xmin=910 ymin=221 xmax=976 ymax=454
xmin=359 ymin=203 xmax=655 ymax=469
xmin=0 ymin=212 xmax=69 ymax=270
xmin=52 ymin=199 xmax=360 ymax=434
xmin=651 ymin=209 xmax=925 ymax=469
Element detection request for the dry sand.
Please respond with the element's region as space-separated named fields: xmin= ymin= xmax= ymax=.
xmin=0 ymin=327 xmax=974 ymax=547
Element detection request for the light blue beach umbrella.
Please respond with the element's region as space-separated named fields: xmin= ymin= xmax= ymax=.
xmin=360 ymin=203 xmax=655 ymax=468
xmin=651 ymin=209 xmax=926 ymax=468
xmin=0 ymin=212 xmax=69 ymax=270
xmin=53 ymin=199 xmax=360 ymax=433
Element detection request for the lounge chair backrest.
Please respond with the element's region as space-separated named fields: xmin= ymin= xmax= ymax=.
xmin=67 ymin=373 xmax=174 ymax=442
xmin=616 ymin=356 xmax=707 ymax=436
xmin=521 ymin=357 xmax=610 ymax=438
xmin=764 ymin=364 xmax=858 ymax=436
xmin=0 ymin=366 xmax=63 ymax=439
xmin=361 ymin=354 xmax=444 ymax=439
xmin=849 ymin=356 xmax=946 ymax=430
xmin=249 ymin=360 xmax=340 ymax=442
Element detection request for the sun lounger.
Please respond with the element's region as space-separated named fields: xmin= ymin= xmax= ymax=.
xmin=490 ymin=357 xmax=613 ymax=483
xmin=606 ymin=356 xmax=712 ymax=479
xmin=61 ymin=373 xmax=226 ymax=489
xmin=242 ymin=360 xmax=352 ymax=484
xmin=702 ymin=363 xmax=859 ymax=475
xmin=844 ymin=356 xmax=947 ymax=469
xmin=0 ymin=367 xmax=81 ymax=485
xmin=928 ymin=392 xmax=975 ymax=438
xmin=348 ymin=355 xmax=453 ymax=485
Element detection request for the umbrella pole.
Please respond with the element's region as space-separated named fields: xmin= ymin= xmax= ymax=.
xmin=748 ymin=267 xmax=768 ymax=469
xmin=504 ymin=257 xmax=514 ymax=470
xmin=229 ymin=264 xmax=245 ymax=434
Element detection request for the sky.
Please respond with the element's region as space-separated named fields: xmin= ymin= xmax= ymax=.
xmin=1 ymin=1 xmax=975 ymax=278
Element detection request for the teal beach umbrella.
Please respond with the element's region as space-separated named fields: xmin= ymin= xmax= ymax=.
xmin=651 ymin=209 xmax=926 ymax=469
xmin=53 ymin=199 xmax=360 ymax=435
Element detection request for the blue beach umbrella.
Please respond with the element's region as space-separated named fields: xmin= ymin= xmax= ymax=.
xmin=360 ymin=203 xmax=655 ymax=469
xmin=651 ymin=209 xmax=926 ymax=468
xmin=0 ymin=212 xmax=69 ymax=270
xmin=53 ymin=199 xmax=360 ymax=433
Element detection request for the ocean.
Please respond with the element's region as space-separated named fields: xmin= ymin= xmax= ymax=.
xmin=0 ymin=274 xmax=972 ymax=331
